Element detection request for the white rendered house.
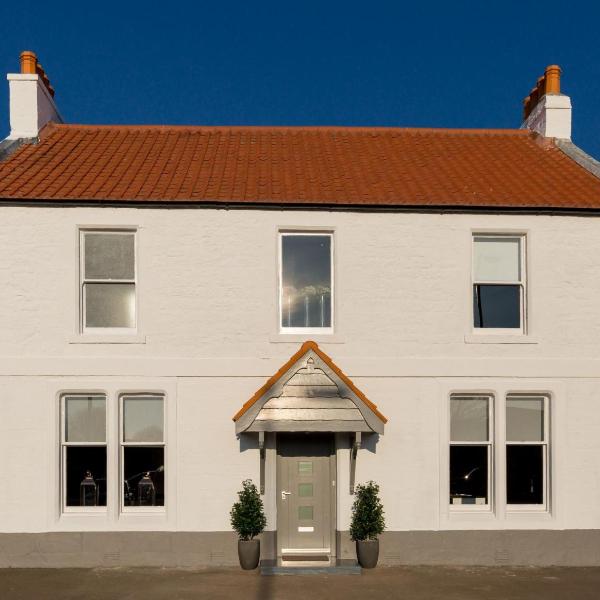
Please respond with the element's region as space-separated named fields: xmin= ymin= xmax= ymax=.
xmin=1 ymin=52 xmax=600 ymax=567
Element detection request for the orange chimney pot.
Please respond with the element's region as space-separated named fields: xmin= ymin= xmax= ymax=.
xmin=20 ymin=50 xmax=37 ymax=74
xmin=545 ymin=64 xmax=561 ymax=94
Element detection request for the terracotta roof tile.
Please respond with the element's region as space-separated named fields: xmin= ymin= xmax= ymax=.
xmin=1 ymin=123 xmax=600 ymax=208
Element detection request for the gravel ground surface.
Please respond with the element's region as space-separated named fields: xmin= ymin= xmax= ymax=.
xmin=1 ymin=566 xmax=599 ymax=600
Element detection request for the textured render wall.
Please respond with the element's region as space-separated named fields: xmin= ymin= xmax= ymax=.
xmin=1 ymin=207 xmax=600 ymax=542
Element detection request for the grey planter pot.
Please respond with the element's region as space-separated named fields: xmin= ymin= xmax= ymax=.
xmin=238 ymin=539 xmax=260 ymax=570
xmin=356 ymin=539 xmax=379 ymax=569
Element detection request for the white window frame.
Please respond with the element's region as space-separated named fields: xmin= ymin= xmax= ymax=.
xmin=60 ymin=393 xmax=107 ymax=514
xmin=80 ymin=229 xmax=138 ymax=334
xmin=278 ymin=231 xmax=334 ymax=334
xmin=472 ymin=233 xmax=526 ymax=335
xmin=505 ymin=394 xmax=549 ymax=512
xmin=449 ymin=394 xmax=494 ymax=512
xmin=119 ymin=393 xmax=166 ymax=514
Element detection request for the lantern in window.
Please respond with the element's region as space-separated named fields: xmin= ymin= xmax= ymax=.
xmin=137 ymin=472 xmax=156 ymax=506
xmin=80 ymin=470 xmax=98 ymax=506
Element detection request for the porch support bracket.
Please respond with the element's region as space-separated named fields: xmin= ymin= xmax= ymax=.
xmin=259 ymin=431 xmax=266 ymax=495
xmin=349 ymin=431 xmax=361 ymax=494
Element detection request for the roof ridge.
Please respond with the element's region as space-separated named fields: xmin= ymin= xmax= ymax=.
xmin=48 ymin=123 xmax=529 ymax=136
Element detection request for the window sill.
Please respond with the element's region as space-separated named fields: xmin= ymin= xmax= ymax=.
xmin=464 ymin=334 xmax=538 ymax=345
xmin=269 ymin=333 xmax=345 ymax=344
xmin=69 ymin=334 xmax=147 ymax=345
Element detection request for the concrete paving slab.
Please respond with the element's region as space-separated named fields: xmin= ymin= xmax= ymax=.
xmin=1 ymin=566 xmax=600 ymax=600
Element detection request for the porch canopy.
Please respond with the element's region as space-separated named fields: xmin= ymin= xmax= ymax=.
xmin=233 ymin=341 xmax=387 ymax=435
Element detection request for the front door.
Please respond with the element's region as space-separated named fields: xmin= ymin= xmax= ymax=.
xmin=276 ymin=433 xmax=335 ymax=557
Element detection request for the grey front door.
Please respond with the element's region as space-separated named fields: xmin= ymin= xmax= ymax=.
xmin=276 ymin=433 xmax=335 ymax=555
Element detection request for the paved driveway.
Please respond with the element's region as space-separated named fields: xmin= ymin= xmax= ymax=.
xmin=1 ymin=566 xmax=599 ymax=599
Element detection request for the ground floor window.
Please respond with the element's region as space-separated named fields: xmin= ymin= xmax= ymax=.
xmin=61 ymin=394 xmax=107 ymax=509
xmin=449 ymin=395 xmax=492 ymax=508
xmin=121 ymin=394 xmax=165 ymax=508
xmin=506 ymin=395 xmax=549 ymax=508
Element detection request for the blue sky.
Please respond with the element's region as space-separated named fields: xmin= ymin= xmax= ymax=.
xmin=1 ymin=0 xmax=600 ymax=156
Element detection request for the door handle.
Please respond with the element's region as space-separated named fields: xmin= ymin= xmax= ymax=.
xmin=281 ymin=490 xmax=292 ymax=500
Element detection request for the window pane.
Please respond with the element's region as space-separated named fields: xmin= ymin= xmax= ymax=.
xmin=123 ymin=447 xmax=164 ymax=506
xmin=507 ymin=398 xmax=545 ymax=442
xmin=84 ymin=233 xmax=135 ymax=280
xmin=473 ymin=284 xmax=521 ymax=328
xmin=123 ymin=396 xmax=164 ymax=442
xmin=281 ymin=235 xmax=331 ymax=328
xmin=85 ymin=283 xmax=135 ymax=328
xmin=450 ymin=397 xmax=489 ymax=442
xmin=65 ymin=396 xmax=106 ymax=443
xmin=450 ymin=445 xmax=488 ymax=505
xmin=65 ymin=446 xmax=107 ymax=507
xmin=507 ymin=445 xmax=544 ymax=504
xmin=474 ymin=237 xmax=521 ymax=282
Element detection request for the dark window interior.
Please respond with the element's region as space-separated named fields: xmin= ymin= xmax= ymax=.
xmin=450 ymin=445 xmax=488 ymax=504
xmin=123 ymin=447 xmax=164 ymax=506
xmin=506 ymin=445 xmax=544 ymax=504
xmin=473 ymin=284 xmax=520 ymax=328
xmin=65 ymin=446 xmax=107 ymax=506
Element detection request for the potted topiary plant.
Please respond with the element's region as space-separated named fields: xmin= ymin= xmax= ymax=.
xmin=230 ymin=479 xmax=267 ymax=570
xmin=350 ymin=481 xmax=385 ymax=568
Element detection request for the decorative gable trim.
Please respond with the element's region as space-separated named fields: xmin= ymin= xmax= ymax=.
xmin=233 ymin=341 xmax=386 ymax=435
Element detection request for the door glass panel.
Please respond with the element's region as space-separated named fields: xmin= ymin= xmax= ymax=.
xmin=298 ymin=506 xmax=313 ymax=520
xmin=298 ymin=483 xmax=313 ymax=497
xmin=298 ymin=461 xmax=313 ymax=474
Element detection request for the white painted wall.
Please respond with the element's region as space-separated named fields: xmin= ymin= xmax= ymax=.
xmin=1 ymin=206 xmax=600 ymax=534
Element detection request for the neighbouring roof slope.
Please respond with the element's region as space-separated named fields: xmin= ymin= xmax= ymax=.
xmin=1 ymin=123 xmax=600 ymax=209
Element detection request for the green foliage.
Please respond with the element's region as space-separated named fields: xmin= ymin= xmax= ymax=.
xmin=349 ymin=481 xmax=385 ymax=541
xmin=230 ymin=479 xmax=267 ymax=541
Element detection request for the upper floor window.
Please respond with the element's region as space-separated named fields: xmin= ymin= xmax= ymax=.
xmin=279 ymin=232 xmax=333 ymax=333
xmin=80 ymin=230 xmax=136 ymax=332
xmin=473 ymin=234 xmax=525 ymax=332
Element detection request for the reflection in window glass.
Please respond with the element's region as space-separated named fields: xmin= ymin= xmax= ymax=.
xmin=81 ymin=230 xmax=136 ymax=330
xmin=85 ymin=283 xmax=136 ymax=328
xmin=449 ymin=446 xmax=488 ymax=505
xmin=123 ymin=447 xmax=165 ymax=507
xmin=281 ymin=234 xmax=332 ymax=329
xmin=123 ymin=397 xmax=164 ymax=442
xmin=473 ymin=285 xmax=521 ymax=328
xmin=450 ymin=397 xmax=489 ymax=442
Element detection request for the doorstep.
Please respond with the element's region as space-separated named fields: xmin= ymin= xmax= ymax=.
xmin=260 ymin=559 xmax=361 ymax=575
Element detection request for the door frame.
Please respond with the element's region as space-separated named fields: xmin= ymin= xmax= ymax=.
xmin=275 ymin=432 xmax=337 ymax=560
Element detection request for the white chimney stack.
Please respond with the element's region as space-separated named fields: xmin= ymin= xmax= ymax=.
xmin=6 ymin=51 xmax=63 ymax=140
xmin=521 ymin=65 xmax=572 ymax=140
